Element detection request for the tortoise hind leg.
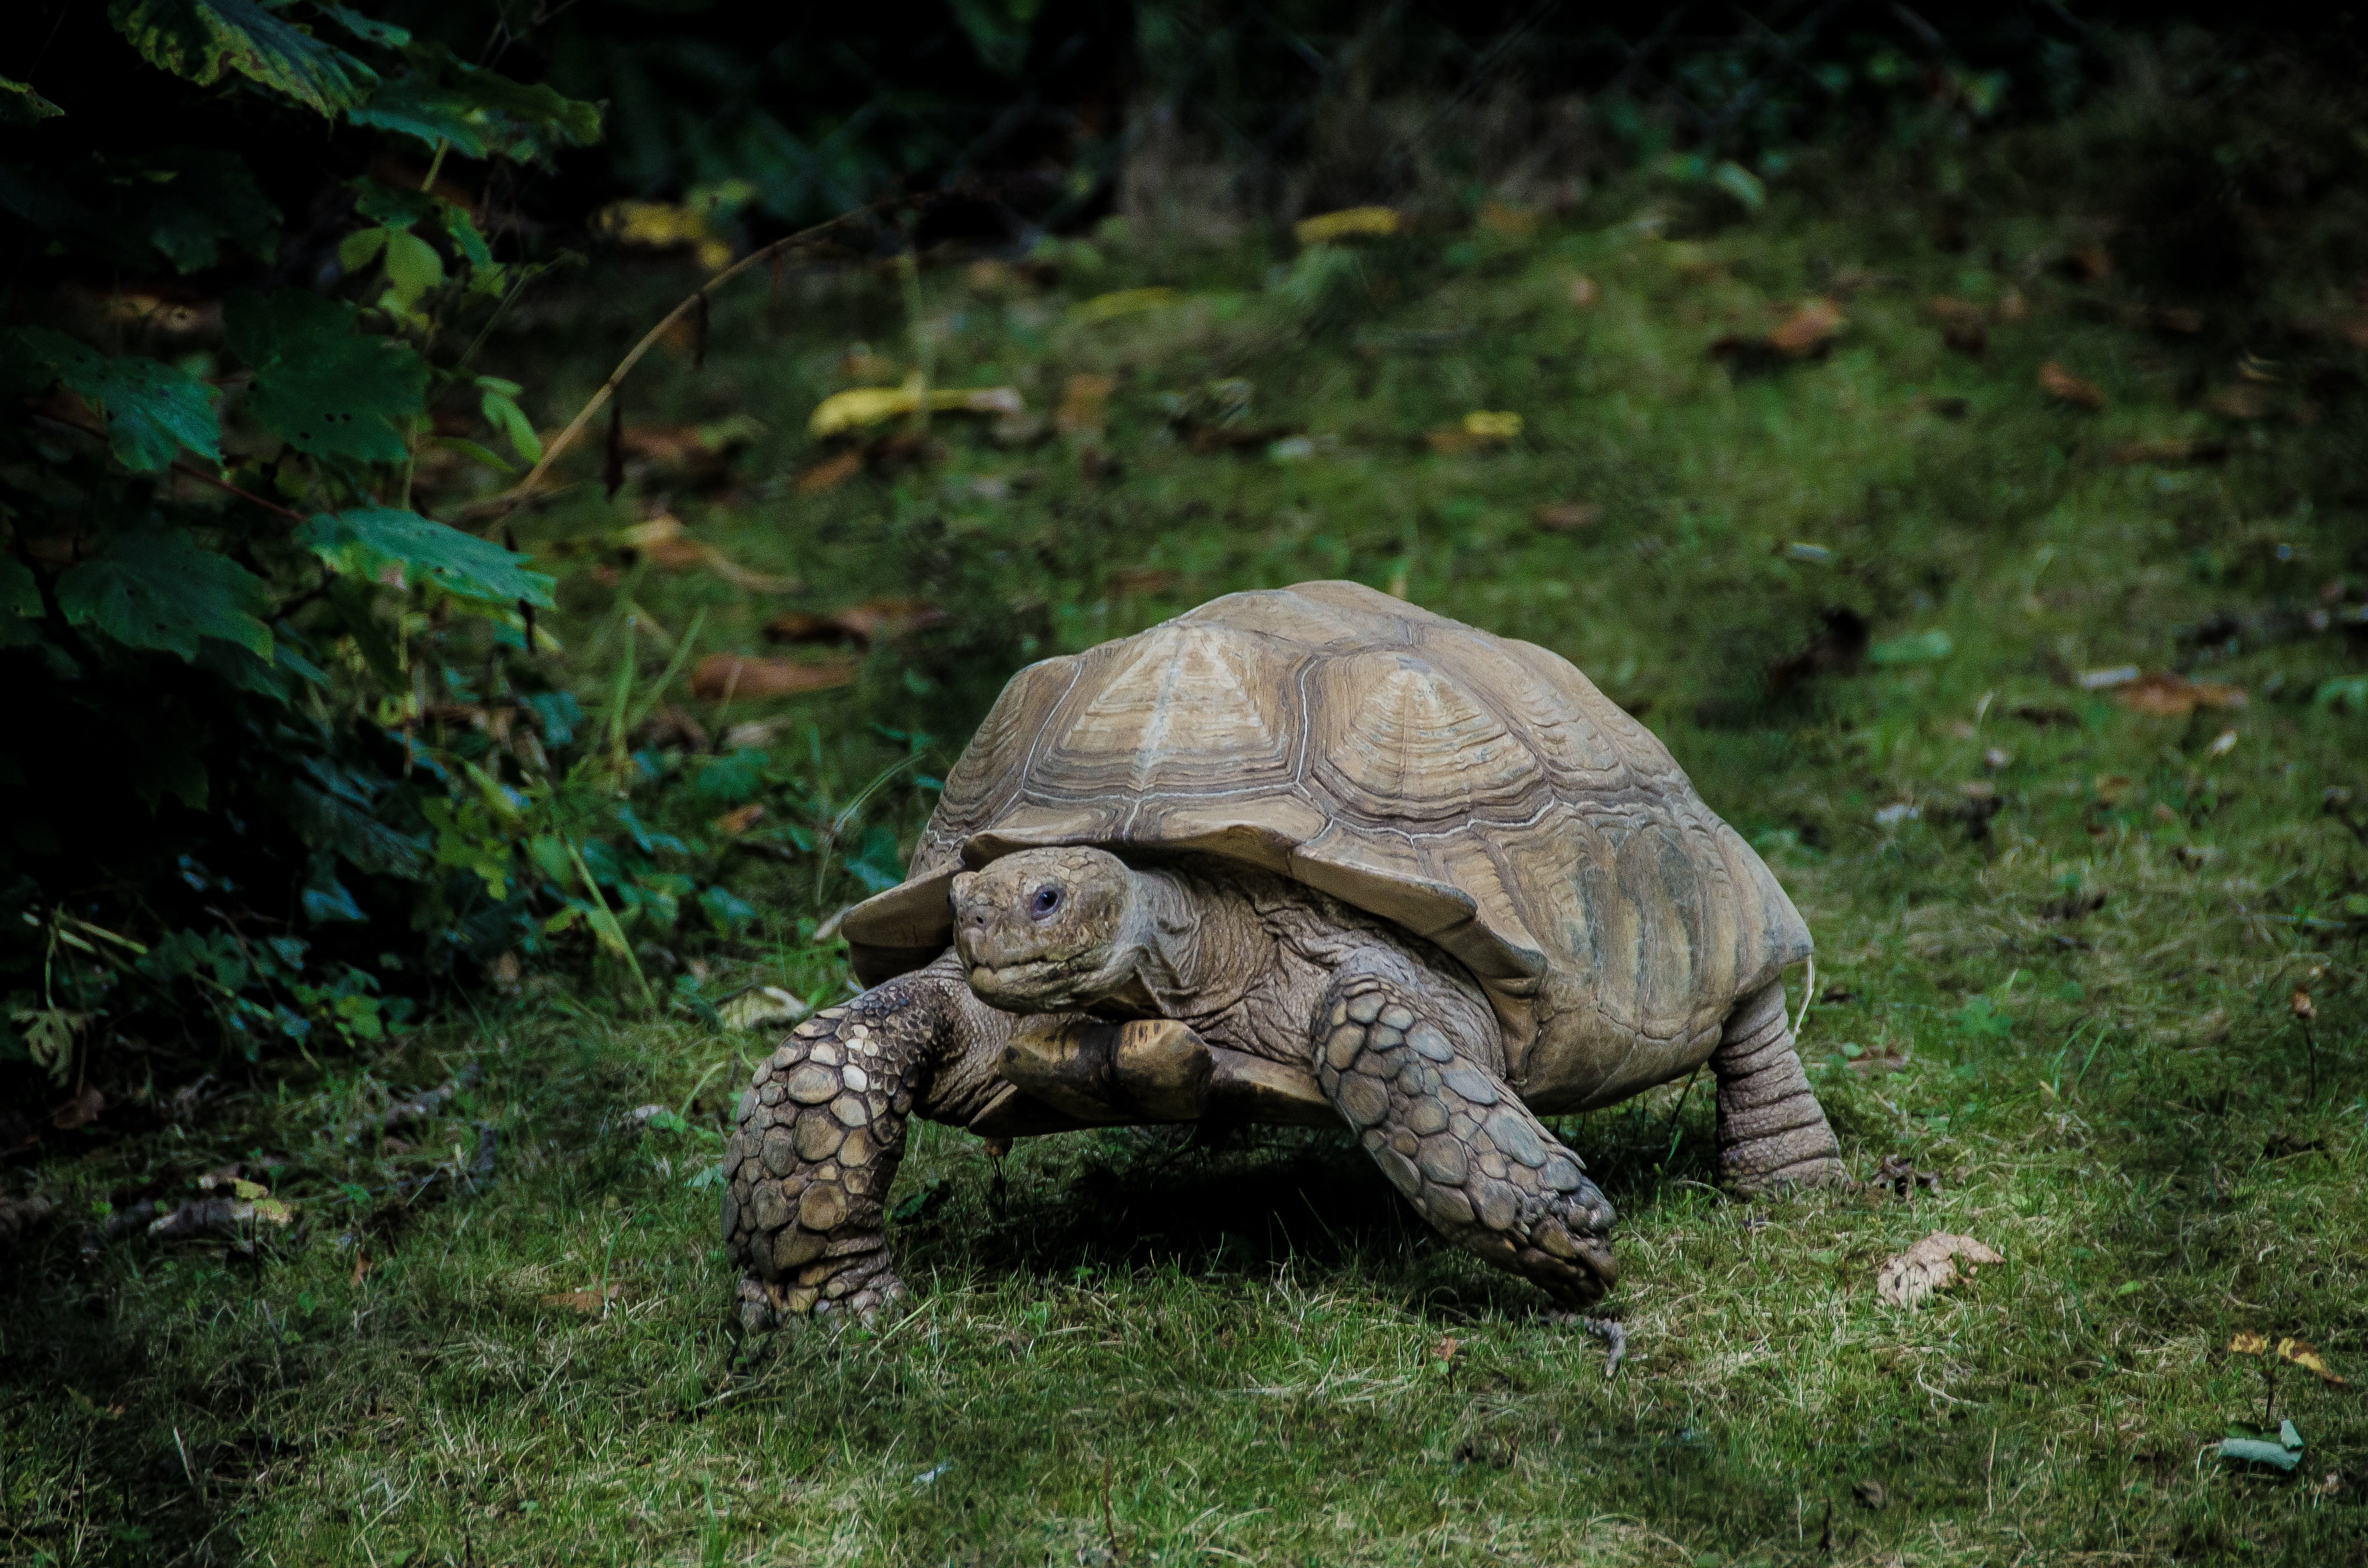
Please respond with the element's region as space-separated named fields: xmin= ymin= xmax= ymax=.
xmin=1711 ymin=980 xmax=1850 ymax=1191
xmin=1313 ymin=971 xmax=1620 ymax=1311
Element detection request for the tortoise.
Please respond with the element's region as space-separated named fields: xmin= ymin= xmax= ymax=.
xmin=724 ymin=580 xmax=1846 ymax=1329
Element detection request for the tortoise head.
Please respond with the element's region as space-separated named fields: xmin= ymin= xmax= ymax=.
xmin=951 ymin=846 xmax=1145 ymax=1012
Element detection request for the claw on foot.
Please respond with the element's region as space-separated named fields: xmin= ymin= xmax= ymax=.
xmin=1543 ymin=1312 xmax=1628 ymax=1378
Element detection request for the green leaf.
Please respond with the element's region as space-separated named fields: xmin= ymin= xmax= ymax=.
xmin=325 ymin=577 xmax=402 ymax=687
xmin=313 ymin=2 xmax=408 ymax=48
xmin=1 ymin=558 xmax=40 ymax=618
xmin=479 ymin=389 xmax=542 ymax=463
xmin=296 ymin=507 xmax=555 ymax=608
xmin=225 ymin=290 xmax=426 ymax=463
xmin=139 ymin=148 xmax=280 ymax=271
xmin=348 ymin=54 xmax=600 ymax=163
xmin=350 ymin=178 xmax=437 ymax=229
xmin=56 ymin=527 xmax=272 ymax=660
xmin=5 ymin=328 xmax=221 ymax=472
xmin=1868 ymin=629 xmax=1954 ymax=666
xmin=381 ymin=229 xmax=444 ymax=305
xmin=1 ymin=74 xmax=65 ymax=125
xmin=337 ymin=226 xmax=389 ymax=272
xmin=1712 ymin=160 xmax=1767 ymax=212
xmin=108 ymin=0 xmax=379 ymax=116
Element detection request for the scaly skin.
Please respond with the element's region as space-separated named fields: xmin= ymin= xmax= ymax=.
xmin=1710 ymin=980 xmax=1850 ymax=1191
xmin=723 ymin=953 xmax=1013 ymax=1332
xmin=1313 ymin=967 xmax=1620 ymax=1309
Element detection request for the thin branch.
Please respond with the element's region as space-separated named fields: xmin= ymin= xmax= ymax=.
xmin=469 ymin=194 xmax=915 ymax=534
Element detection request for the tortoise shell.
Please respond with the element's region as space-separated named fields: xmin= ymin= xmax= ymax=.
xmin=843 ymin=580 xmax=1809 ymax=1110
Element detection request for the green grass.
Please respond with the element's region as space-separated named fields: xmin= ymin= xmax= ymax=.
xmin=8 ymin=108 xmax=2368 ymax=1565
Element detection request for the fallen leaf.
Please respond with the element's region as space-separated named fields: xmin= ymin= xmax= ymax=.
xmin=593 ymin=200 xmax=734 ymax=271
xmin=615 ymin=514 xmax=803 ymax=594
xmin=717 ymin=986 xmax=814 ymax=1030
xmin=2208 ymin=384 xmax=2272 ymax=420
xmin=2229 ymin=1331 xmax=2271 ymax=1355
xmin=541 ymin=1285 xmax=626 ymax=1315
xmin=2278 ymin=1337 xmax=2346 ymax=1385
xmin=1767 ymin=297 xmax=1845 ymax=356
xmin=2219 ymin=1420 xmax=2303 ymax=1472
xmin=49 ymin=1086 xmax=104 ymax=1130
xmin=2112 ymin=672 xmax=2247 ymax=716
xmin=1536 ymin=502 xmax=1601 ymax=532
xmin=710 ymin=803 xmax=765 ymax=835
xmin=1056 ymin=374 xmax=1116 ymax=434
xmin=808 ymin=376 xmax=1024 ymax=438
xmin=1431 ymin=1335 xmax=1460 ymax=1361
xmin=1295 ymin=207 xmax=1399 ymax=245
xmin=1875 ymin=1231 xmax=2003 ymax=1307
xmin=2039 ymin=360 xmax=2107 ymax=409
xmin=1462 ymin=410 xmax=1523 ymax=440
xmin=1067 ymin=287 xmax=1180 ymax=325
xmin=1928 ymin=296 xmax=1987 ymax=354
xmin=796 ymin=449 xmax=863 ymax=493
xmin=764 ymin=598 xmax=945 ymax=648
xmin=690 ymin=655 xmax=859 ymax=701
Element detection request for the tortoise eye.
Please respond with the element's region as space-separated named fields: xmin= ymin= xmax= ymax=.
xmin=1030 ymin=886 xmax=1062 ymax=918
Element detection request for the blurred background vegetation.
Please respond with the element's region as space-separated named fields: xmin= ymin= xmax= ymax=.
xmin=3 ymin=2 xmax=2366 ymax=1561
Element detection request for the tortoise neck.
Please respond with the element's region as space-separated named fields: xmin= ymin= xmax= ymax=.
xmin=1111 ymin=863 xmax=1268 ymax=1019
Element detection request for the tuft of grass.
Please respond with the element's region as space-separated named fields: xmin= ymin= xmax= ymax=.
xmin=7 ymin=92 xmax=2368 ymax=1565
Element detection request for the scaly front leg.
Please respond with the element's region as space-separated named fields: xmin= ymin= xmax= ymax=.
xmin=724 ymin=953 xmax=1013 ymax=1330
xmin=1314 ymin=970 xmax=1621 ymax=1312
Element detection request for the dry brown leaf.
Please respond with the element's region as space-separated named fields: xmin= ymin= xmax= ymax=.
xmin=1768 ymin=297 xmax=1845 ymax=356
xmin=710 ymin=803 xmax=765 ymax=836
xmin=1431 ymin=1335 xmax=1460 ymax=1361
xmin=1537 ymin=502 xmax=1602 ymax=532
xmin=2230 ymin=1331 xmax=2271 ymax=1355
xmin=2112 ymin=671 xmax=2246 ymax=716
xmin=1056 ymin=374 xmax=1116 ymax=435
xmin=541 ymin=1285 xmax=625 ymax=1315
xmin=1928 ymin=296 xmax=1987 ymax=355
xmin=2038 ymin=361 xmax=2106 ymax=409
xmin=1875 ymin=1231 xmax=2002 ymax=1307
xmin=797 ymin=449 xmax=864 ymax=494
xmin=690 ymin=655 xmax=860 ymax=701
xmin=2277 ymin=1337 xmax=2347 ymax=1386
xmin=49 ymin=1087 xmax=104 ymax=1131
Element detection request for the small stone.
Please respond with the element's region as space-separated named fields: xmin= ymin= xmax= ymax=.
xmin=751 ymin=1183 xmax=789 ymax=1231
xmin=762 ymin=1128 xmax=798 ymax=1176
xmin=774 ymin=1227 xmax=823 ymax=1268
xmin=758 ymin=1082 xmax=785 ymax=1106
xmin=1471 ymin=1178 xmax=1518 ymax=1232
xmin=1325 ymin=1025 xmax=1366 ymax=1071
xmin=1406 ymin=1024 xmax=1455 ymax=1063
xmin=830 ymin=1094 xmax=872 ymax=1127
xmin=786 ymin=1065 xmax=840 ymax=1104
xmin=1441 ymin=1066 xmax=1500 ymax=1104
xmin=1407 ymin=1099 xmax=1449 ymax=1135
xmin=1379 ymin=1004 xmax=1416 ymax=1031
xmin=809 ymin=1041 xmax=842 ymax=1067
xmin=844 ymin=1065 xmax=871 ymax=1093
xmin=1541 ymin=1155 xmax=1585 ymax=1192
xmin=1347 ymin=992 xmax=1384 ymax=1025
xmin=793 ymin=1112 xmax=845 ymax=1162
xmin=782 ymin=1286 xmax=819 ymax=1313
xmin=1415 ymin=1135 xmax=1468 ymax=1185
xmin=1336 ymin=1073 xmax=1390 ymax=1127
xmin=798 ymin=1183 xmax=847 ymax=1231
xmin=1374 ymin=1146 xmax=1423 ymax=1198
xmin=1485 ymin=1106 xmax=1549 ymax=1168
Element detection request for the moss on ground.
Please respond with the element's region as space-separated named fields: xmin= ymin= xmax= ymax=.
xmin=7 ymin=104 xmax=2368 ymax=1566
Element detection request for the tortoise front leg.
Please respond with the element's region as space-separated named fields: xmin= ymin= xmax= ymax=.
xmin=1711 ymin=979 xmax=1849 ymax=1191
xmin=724 ymin=953 xmax=1012 ymax=1330
xmin=1313 ymin=971 xmax=1620 ymax=1312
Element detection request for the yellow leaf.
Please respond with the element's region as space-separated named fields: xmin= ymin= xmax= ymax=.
xmin=2228 ymin=1332 xmax=2269 ymax=1354
xmin=2276 ymin=1338 xmax=2348 ymax=1385
xmin=230 ymin=1178 xmax=268 ymax=1200
xmin=806 ymin=375 xmax=1024 ymax=437
xmin=1294 ymin=207 xmax=1399 ymax=245
xmin=1067 ymin=287 xmax=1180 ymax=326
xmin=1462 ymin=410 xmax=1523 ymax=441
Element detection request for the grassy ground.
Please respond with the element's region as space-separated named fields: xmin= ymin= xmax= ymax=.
xmin=8 ymin=111 xmax=2368 ymax=1565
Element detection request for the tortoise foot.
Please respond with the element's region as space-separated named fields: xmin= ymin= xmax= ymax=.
xmin=1542 ymin=1312 xmax=1628 ymax=1377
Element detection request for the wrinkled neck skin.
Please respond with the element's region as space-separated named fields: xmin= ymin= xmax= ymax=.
xmin=1111 ymin=858 xmax=1503 ymax=1074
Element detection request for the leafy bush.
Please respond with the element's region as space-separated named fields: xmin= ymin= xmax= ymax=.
xmin=0 ymin=5 xmax=825 ymax=1090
